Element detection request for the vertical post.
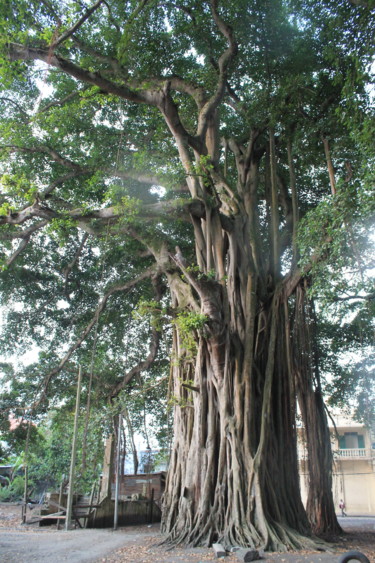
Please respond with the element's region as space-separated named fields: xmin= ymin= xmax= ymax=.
xmin=65 ymin=366 xmax=82 ymax=531
xmin=57 ymin=478 xmax=64 ymax=530
xmin=100 ymin=436 xmax=114 ymax=502
xmin=85 ymin=481 xmax=96 ymax=529
xmin=22 ymin=418 xmax=31 ymax=524
xmin=113 ymin=413 xmax=122 ymax=530
xmin=22 ymin=465 xmax=28 ymax=523
xmin=149 ymin=487 xmax=154 ymax=524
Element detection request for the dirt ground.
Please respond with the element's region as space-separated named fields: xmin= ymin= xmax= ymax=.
xmin=0 ymin=503 xmax=374 ymax=563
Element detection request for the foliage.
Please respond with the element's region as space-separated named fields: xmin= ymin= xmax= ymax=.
xmin=173 ymin=311 xmax=208 ymax=353
xmin=0 ymin=0 xmax=373 ymax=548
xmin=27 ymin=408 xmax=109 ymax=493
xmin=0 ymin=474 xmax=25 ymax=501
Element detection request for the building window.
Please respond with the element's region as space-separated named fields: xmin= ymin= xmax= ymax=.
xmin=339 ymin=432 xmax=365 ymax=449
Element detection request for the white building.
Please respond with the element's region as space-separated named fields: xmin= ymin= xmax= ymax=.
xmin=299 ymin=413 xmax=375 ymax=515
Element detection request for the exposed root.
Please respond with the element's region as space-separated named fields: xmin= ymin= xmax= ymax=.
xmin=160 ymin=286 xmax=336 ymax=557
xmin=161 ymin=512 xmax=329 ymax=553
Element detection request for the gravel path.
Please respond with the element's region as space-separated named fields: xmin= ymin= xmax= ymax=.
xmin=0 ymin=503 xmax=374 ymax=563
xmin=0 ymin=528 xmax=157 ymax=563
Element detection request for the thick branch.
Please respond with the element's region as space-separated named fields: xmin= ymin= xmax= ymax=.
xmin=168 ymin=76 xmax=206 ymax=108
xmin=0 ymin=197 xmax=206 ymax=233
xmin=158 ymin=82 xmax=203 ymax=159
xmin=196 ymin=0 xmax=238 ymax=140
xmin=0 ymin=202 xmax=59 ymax=226
xmin=287 ymin=138 xmax=299 ymax=267
xmin=8 ymin=43 xmax=161 ymax=106
xmin=0 ymin=219 xmax=49 ymax=241
xmin=269 ymin=128 xmax=280 ymax=277
xmin=71 ymin=39 xmax=206 ymax=108
xmin=243 ymin=129 xmax=261 ymax=182
xmin=334 ymin=293 xmax=374 ymax=302
xmin=2 ymin=144 xmax=83 ymax=170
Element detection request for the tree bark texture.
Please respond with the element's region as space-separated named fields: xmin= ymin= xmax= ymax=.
xmin=150 ymin=112 xmax=339 ymax=548
xmin=161 ymin=265 xmax=312 ymax=549
xmin=293 ymin=285 xmax=342 ymax=536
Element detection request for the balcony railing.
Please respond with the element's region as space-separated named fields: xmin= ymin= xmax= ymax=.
xmin=298 ymin=448 xmax=375 ymax=461
xmin=336 ymin=448 xmax=373 ymax=459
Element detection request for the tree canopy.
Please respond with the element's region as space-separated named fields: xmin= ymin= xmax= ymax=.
xmin=0 ymin=0 xmax=374 ymax=551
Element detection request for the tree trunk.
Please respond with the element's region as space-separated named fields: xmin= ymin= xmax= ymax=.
xmin=154 ymin=112 xmax=337 ymax=548
xmin=293 ymin=284 xmax=342 ymax=536
xmin=161 ymin=259 xmax=312 ymax=549
xmin=304 ymin=389 xmax=341 ymax=536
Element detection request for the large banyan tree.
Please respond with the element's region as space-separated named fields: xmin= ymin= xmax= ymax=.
xmin=0 ymin=0 xmax=374 ymax=551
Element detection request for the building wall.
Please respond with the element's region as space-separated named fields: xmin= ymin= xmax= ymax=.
xmin=298 ymin=414 xmax=375 ymax=515
xmin=332 ymin=459 xmax=375 ymax=515
xmin=111 ymin=472 xmax=165 ymax=503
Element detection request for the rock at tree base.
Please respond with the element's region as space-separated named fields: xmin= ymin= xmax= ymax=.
xmin=212 ymin=543 xmax=226 ymax=558
xmin=235 ymin=548 xmax=261 ymax=562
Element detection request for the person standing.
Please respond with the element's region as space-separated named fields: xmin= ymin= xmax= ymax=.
xmin=339 ymin=499 xmax=347 ymax=516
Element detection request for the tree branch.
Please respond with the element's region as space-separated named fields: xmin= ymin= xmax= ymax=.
xmin=0 ymin=97 xmax=28 ymax=118
xmin=0 ymin=201 xmax=58 ymax=226
xmin=109 ymin=325 xmax=161 ymax=399
xmin=37 ymin=90 xmax=86 ymax=116
xmin=5 ymin=237 xmax=31 ymax=267
xmin=2 ymin=144 xmax=83 ymax=170
xmin=35 ymin=266 xmax=157 ymax=406
xmin=101 ymin=0 xmax=121 ymax=33
xmin=71 ymin=36 xmax=123 ymax=74
xmin=62 ymin=232 xmax=89 ymax=297
xmin=196 ymin=0 xmax=238 ymax=140
xmin=50 ymin=0 xmax=105 ymax=49
xmin=109 ymin=274 xmax=165 ymax=398
xmin=166 ymin=76 xmax=206 ymax=109
xmin=42 ymin=171 xmax=88 ymax=197
xmin=158 ymin=81 xmax=204 ymax=157
xmin=8 ymin=43 xmax=162 ymax=107
xmin=334 ymin=293 xmax=374 ymax=302
xmin=0 ymin=193 xmax=206 ymax=232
